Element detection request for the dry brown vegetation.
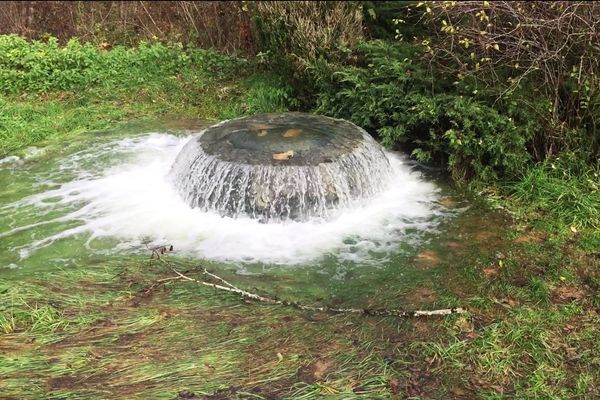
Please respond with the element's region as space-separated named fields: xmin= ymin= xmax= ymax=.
xmin=0 ymin=1 xmax=255 ymax=53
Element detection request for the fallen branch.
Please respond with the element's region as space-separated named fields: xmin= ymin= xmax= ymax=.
xmin=148 ymin=246 xmax=467 ymax=318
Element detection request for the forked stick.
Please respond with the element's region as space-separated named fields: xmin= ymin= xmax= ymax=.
xmin=149 ymin=247 xmax=467 ymax=318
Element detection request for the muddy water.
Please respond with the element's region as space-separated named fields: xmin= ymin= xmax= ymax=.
xmin=0 ymin=119 xmax=509 ymax=308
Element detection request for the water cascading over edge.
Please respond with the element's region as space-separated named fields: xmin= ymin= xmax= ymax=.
xmin=169 ymin=113 xmax=393 ymax=221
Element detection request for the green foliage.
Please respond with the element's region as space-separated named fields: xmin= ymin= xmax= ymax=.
xmin=309 ymin=41 xmax=531 ymax=182
xmin=508 ymin=158 xmax=600 ymax=229
xmin=0 ymin=35 xmax=247 ymax=94
xmin=219 ymin=73 xmax=299 ymax=119
xmin=362 ymin=1 xmax=427 ymax=40
xmin=0 ymin=35 xmax=259 ymax=155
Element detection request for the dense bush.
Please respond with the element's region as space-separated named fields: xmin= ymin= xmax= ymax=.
xmin=253 ymin=1 xmax=363 ymax=63
xmin=309 ymin=41 xmax=531 ymax=182
xmin=421 ymin=1 xmax=600 ymax=165
xmin=0 ymin=35 xmax=247 ymax=94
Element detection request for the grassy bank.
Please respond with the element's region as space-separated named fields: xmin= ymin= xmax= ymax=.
xmin=0 ymin=35 xmax=295 ymax=156
xmin=2 ymin=210 xmax=599 ymax=399
xmin=1 ymin=33 xmax=599 ymax=399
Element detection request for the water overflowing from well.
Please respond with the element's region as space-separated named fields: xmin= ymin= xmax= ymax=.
xmin=0 ymin=117 xmax=455 ymax=268
xmin=170 ymin=113 xmax=394 ymax=221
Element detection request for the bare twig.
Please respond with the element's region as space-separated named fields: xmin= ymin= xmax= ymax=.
xmin=148 ymin=246 xmax=467 ymax=318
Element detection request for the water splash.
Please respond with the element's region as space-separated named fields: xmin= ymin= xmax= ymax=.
xmin=1 ymin=130 xmax=451 ymax=265
xmin=169 ymin=113 xmax=393 ymax=221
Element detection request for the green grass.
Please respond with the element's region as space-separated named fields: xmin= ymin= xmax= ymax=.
xmin=0 ymin=35 xmax=296 ymax=156
xmin=507 ymin=161 xmax=600 ymax=230
xmin=2 ymin=227 xmax=598 ymax=399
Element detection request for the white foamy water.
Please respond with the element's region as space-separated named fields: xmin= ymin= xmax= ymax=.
xmin=2 ymin=133 xmax=449 ymax=265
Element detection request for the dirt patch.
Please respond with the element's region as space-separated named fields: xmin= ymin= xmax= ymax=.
xmin=514 ymin=233 xmax=545 ymax=243
xmin=473 ymin=230 xmax=498 ymax=241
xmin=47 ymin=375 xmax=81 ymax=390
xmin=413 ymin=250 xmax=441 ymax=268
xmin=297 ymin=357 xmax=335 ymax=383
xmin=446 ymin=240 xmax=463 ymax=249
xmin=405 ymin=287 xmax=437 ymax=306
xmin=553 ymin=286 xmax=586 ymax=303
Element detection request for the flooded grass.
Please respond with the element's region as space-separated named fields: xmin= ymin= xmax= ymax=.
xmin=1 ymin=121 xmax=599 ymax=399
xmin=2 ymin=204 xmax=598 ymax=399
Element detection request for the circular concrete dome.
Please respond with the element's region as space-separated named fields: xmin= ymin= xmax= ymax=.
xmin=169 ymin=113 xmax=393 ymax=221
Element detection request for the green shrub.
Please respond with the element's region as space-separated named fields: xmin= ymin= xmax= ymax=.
xmin=309 ymin=41 xmax=531 ymax=182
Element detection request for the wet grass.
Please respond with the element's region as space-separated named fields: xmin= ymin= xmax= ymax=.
xmin=0 ymin=71 xmax=295 ymax=157
xmin=2 ymin=207 xmax=599 ymax=399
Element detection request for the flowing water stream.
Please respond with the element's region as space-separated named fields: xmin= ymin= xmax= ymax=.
xmin=0 ymin=118 xmax=506 ymax=307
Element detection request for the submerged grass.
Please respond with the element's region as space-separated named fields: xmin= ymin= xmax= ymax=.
xmin=2 ymin=215 xmax=599 ymax=399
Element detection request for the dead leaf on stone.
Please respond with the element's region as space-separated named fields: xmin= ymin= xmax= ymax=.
xmin=283 ymin=128 xmax=302 ymax=138
xmin=272 ymin=150 xmax=294 ymax=161
xmin=257 ymin=130 xmax=268 ymax=137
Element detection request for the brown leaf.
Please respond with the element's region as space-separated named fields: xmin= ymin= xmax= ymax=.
xmin=272 ymin=150 xmax=294 ymax=160
xmin=449 ymin=386 xmax=468 ymax=396
xmin=482 ymin=267 xmax=498 ymax=277
xmin=388 ymin=378 xmax=400 ymax=395
xmin=465 ymin=331 xmax=479 ymax=339
xmin=312 ymin=359 xmax=333 ymax=379
xmin=498 ymin=297 xmax=519 ymax=308
xmin=283 ymin=128 xmax=302 ymax=138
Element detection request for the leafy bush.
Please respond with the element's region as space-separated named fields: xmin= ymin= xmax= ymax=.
xmin=309 ymin=41 xmax=531 ymax=182
xmin=420 ymin=1 xmax=600 ymax=164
